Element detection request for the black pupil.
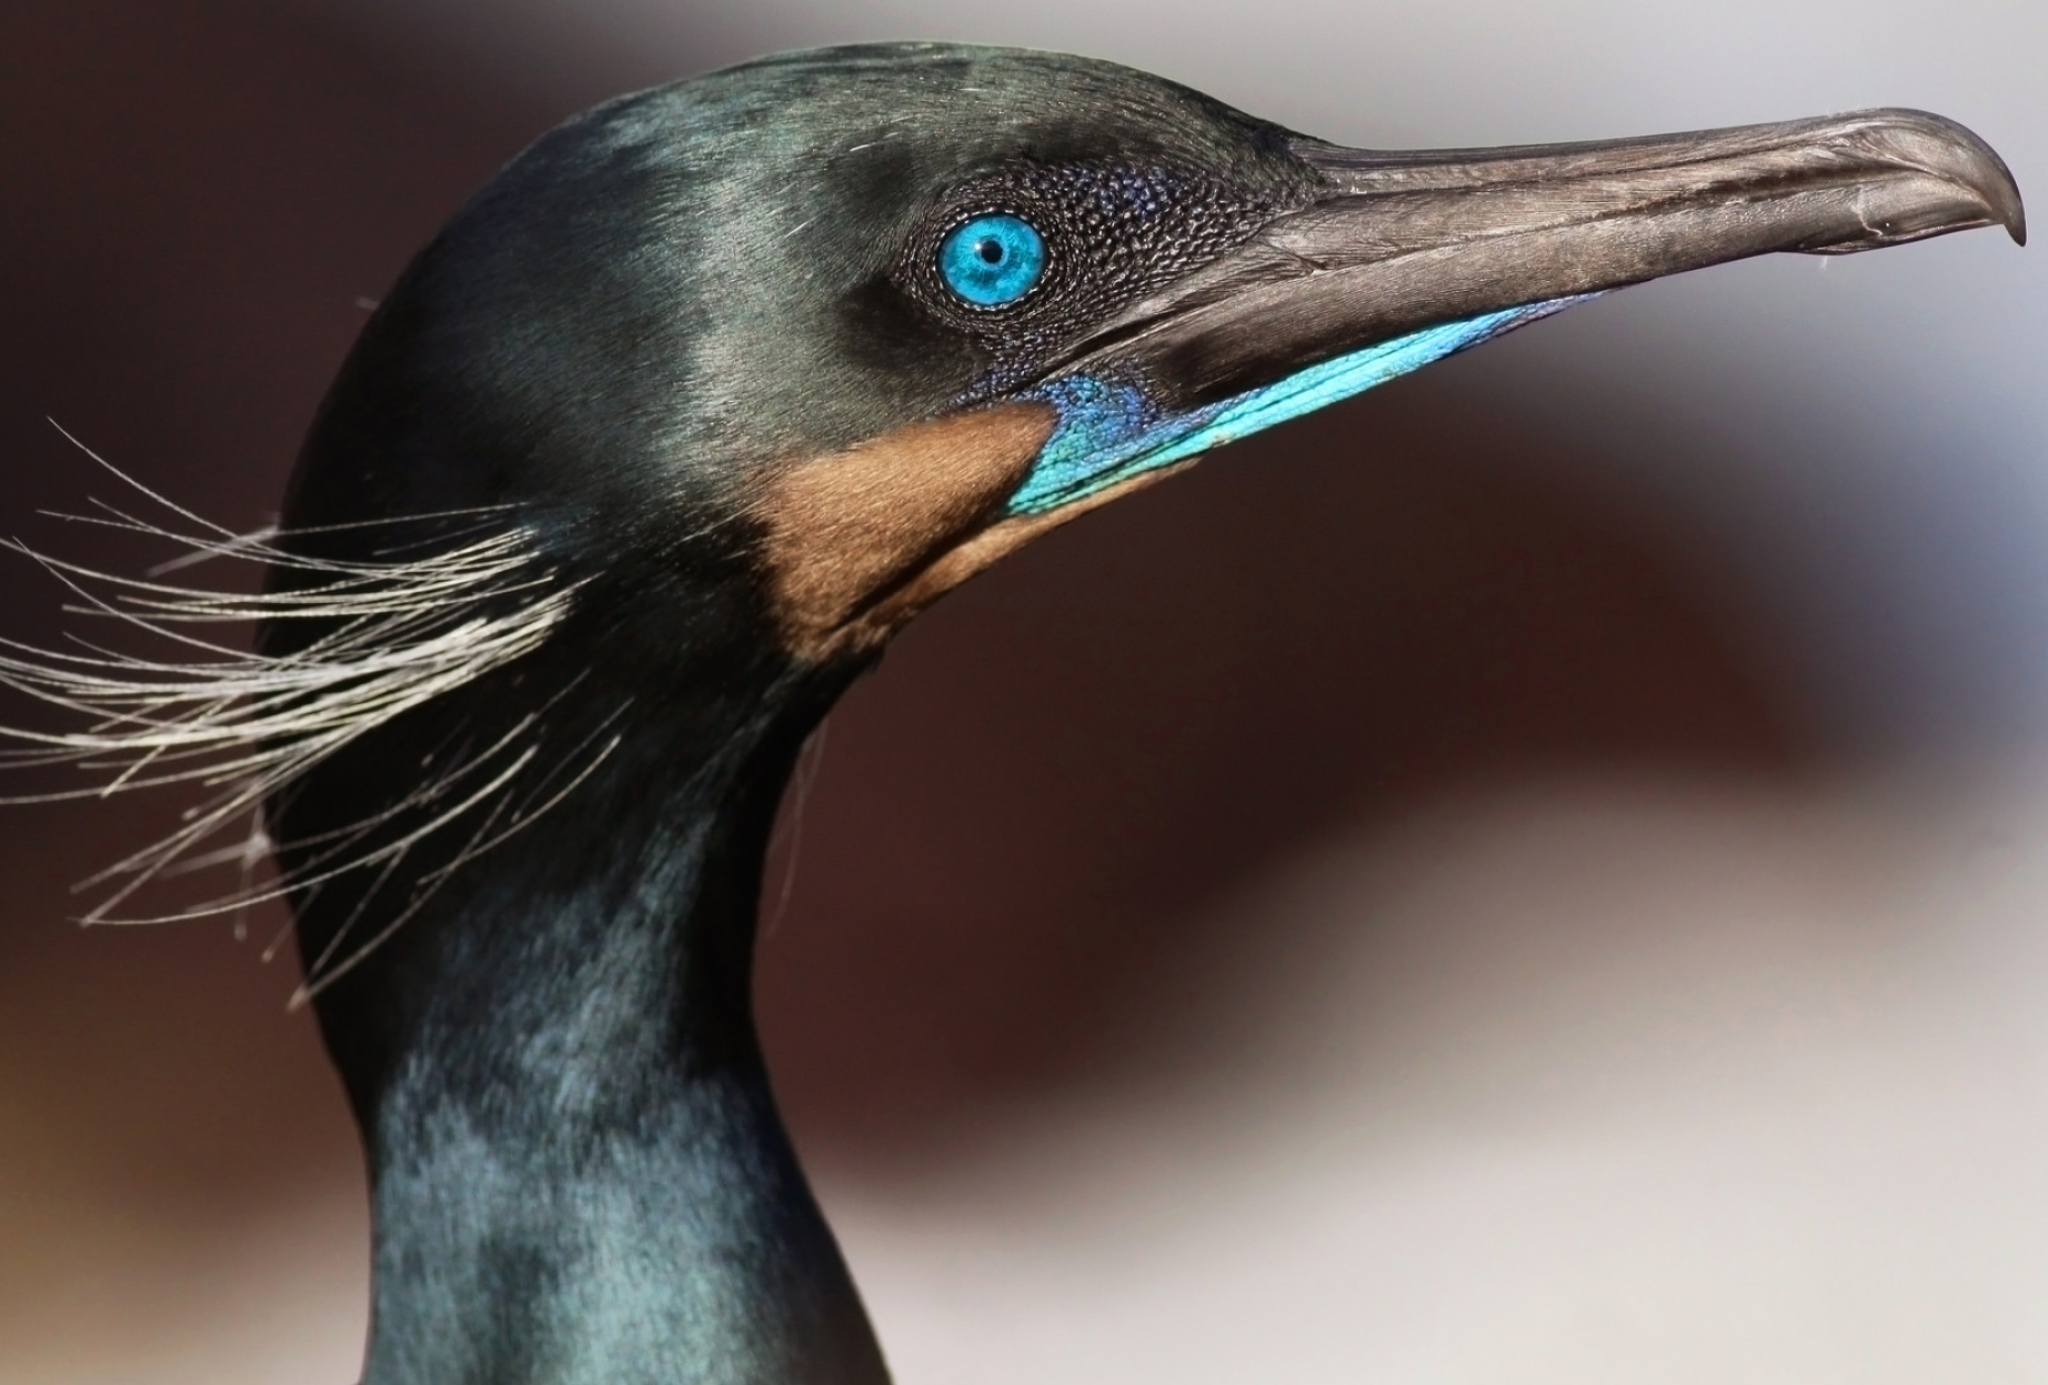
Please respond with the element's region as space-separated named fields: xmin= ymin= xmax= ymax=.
xmin=976 ymin=237 xmax=1005 ymax=265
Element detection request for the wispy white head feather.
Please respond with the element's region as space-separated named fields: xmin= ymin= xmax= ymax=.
xmin=0 ymin=427 xmax=606 ymax=999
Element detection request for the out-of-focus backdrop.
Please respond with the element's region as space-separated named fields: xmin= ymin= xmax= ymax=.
xmin=2 ymin=1 xmax=2045 ymax=1380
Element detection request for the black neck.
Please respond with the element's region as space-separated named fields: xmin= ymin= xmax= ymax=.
xmin=292 ymin=662 xmax=886 ymax=1385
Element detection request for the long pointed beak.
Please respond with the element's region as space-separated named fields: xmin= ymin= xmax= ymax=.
xmin=1066 ymin=108 xmax=2024 ymax=410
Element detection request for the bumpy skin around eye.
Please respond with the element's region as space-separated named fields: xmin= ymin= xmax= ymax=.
xmin=891 ymin=161 xmax=1308 ymax=397
xmin=939 ymin=215 xmax=1046 ymax=306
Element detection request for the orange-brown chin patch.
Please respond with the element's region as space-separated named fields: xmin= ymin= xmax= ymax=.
xmin=756 ymin=402 xmax=1191 ymax=663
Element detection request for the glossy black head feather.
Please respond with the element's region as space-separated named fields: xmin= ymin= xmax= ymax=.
xmin=285 ymin=45 xmax=1317 ymax=571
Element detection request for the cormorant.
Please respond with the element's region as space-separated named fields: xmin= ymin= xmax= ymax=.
xmin=2 ymin=41 xmax=2022 ymax=1385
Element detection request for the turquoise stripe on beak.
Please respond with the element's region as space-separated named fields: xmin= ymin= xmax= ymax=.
xmin=1009 ymin=297 xmax=1588 ymax=516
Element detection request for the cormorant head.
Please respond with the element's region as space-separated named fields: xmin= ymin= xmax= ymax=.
xmin=285 ymin=42 xmax=2024 ymax=683
xmin=157 ymin=37 xmax=2019 ymax=1020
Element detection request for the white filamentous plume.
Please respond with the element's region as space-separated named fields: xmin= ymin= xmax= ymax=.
xmin=0 ymin=427 xmax=615 ymax=1000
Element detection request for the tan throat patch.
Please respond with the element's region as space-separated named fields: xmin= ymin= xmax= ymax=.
xmin=756 ymin=403 xmax=1195 ymax=663
xmin=755 ymin=403 xmax=1057 ymax=662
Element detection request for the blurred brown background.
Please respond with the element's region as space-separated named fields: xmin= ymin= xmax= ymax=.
xmin=3 ymin=1 xmax=2046 ymax=1380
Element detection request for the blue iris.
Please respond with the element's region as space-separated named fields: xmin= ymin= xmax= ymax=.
xmin=939 ymin=214 xmax=1045 ymax=307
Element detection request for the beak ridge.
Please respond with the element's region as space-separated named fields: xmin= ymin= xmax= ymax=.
xmin=1291 ymin=108 xmax=2022 ymax=250
xmin=1066 ymin=108 xmax=2023 ymax=410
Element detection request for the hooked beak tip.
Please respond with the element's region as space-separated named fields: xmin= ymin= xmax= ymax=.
xmin=1864 ymin=107 xmax=2025 ymax=247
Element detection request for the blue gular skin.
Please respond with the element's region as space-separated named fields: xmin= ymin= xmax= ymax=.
xmin=1009 ymin=297 xmax=1591 ymax=516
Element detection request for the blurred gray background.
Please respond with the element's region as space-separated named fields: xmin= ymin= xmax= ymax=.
xmin=2 ymin=1 xmax=2045 ymax=1380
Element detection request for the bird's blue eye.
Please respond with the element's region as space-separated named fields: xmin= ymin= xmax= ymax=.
xmin=938 ymin=214 xmax=1046 ymax=307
